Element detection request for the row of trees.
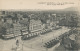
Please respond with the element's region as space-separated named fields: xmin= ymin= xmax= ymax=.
xmin=58 ymin=16 xmax=78 ymax=27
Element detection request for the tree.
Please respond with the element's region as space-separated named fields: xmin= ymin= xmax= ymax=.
xmin=39 ymin=13 xmax=49 ymax=24
xmin=0 ymin=26 xmax=7 ymax=38
xmin=12 ymin=14 xmax=18 ymax=22
xmin=23 ymin=14 xmax=28 ymax=18
xmin=21 ymin=14 xmax=31 ymax=33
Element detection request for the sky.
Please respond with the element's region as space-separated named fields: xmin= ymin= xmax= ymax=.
xmin=0 ymin=0 xmax=80 ymax=10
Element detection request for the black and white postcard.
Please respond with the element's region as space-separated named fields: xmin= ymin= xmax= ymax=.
xmin=0 ymin=0 xmax=80 ymax=51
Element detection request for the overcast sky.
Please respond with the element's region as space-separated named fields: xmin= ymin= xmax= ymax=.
xmin=0 ymin=0 xmax=80 ymax=10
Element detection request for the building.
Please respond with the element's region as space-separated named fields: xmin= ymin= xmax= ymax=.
xmin=29 ymin=19 xmax=43 ymax=32
xmin=3 ymin=22 xmax=14 ymax=35
xmin=13 ymin=23 xmax=22 ymax=36
xmin=19 ymin=18 xmax=29 ymax=35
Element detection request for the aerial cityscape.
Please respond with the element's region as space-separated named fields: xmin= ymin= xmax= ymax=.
xmin=0 ymin=7 xmax=80 ymax=51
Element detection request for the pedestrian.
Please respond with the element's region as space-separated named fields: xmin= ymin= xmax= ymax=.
xmin=16 ymin=39 xmax=19 ymax=47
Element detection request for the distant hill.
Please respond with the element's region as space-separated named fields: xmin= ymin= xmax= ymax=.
xmin=62 ymin=7 xmax=77 ymax=11
xmin=0 ymin=7 xmax=78 ymax=14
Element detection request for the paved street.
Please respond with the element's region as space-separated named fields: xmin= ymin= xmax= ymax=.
xmin=0 ymin=27 xmax=70 ymax=51
xmin=23 ymin=27 xmax=70 ymax=51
